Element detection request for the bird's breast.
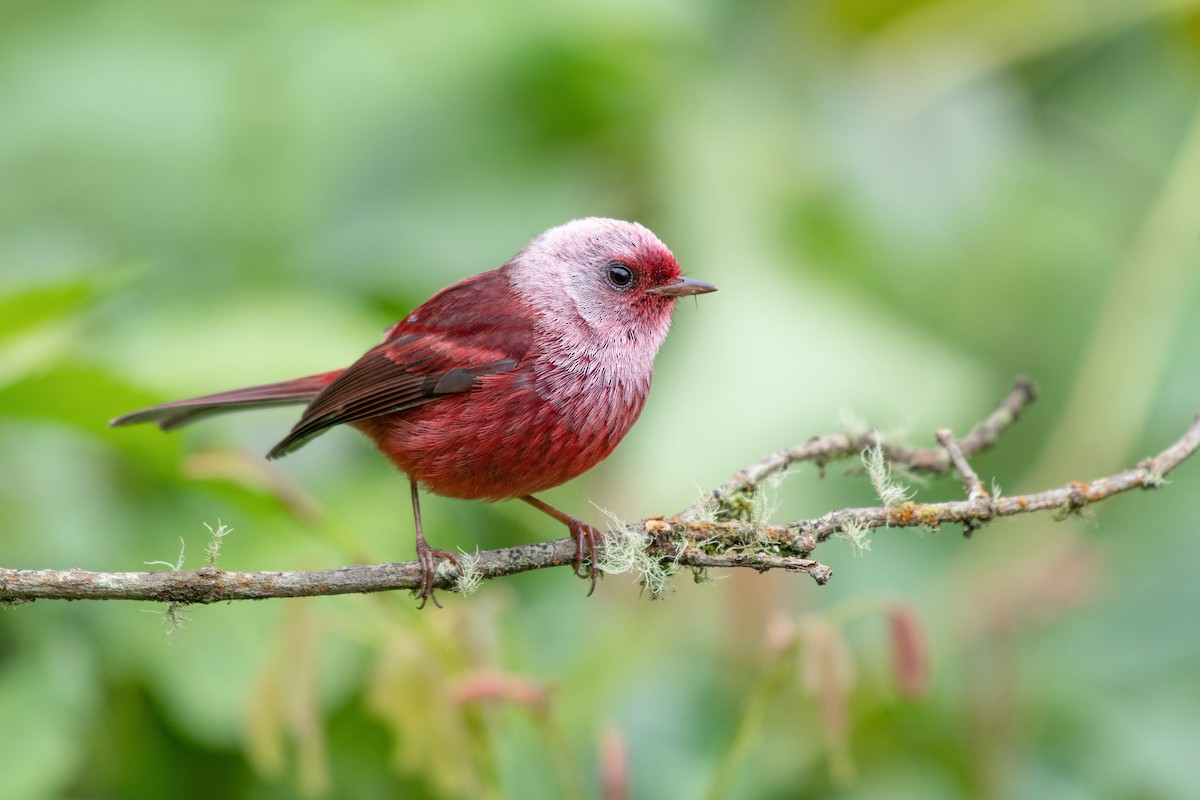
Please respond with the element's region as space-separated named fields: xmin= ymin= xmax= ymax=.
xmin=358 ymin=354 xmax=653 ymax=501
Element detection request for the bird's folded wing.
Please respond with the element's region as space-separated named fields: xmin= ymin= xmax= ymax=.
xmin=266 ymin=333 xmax=518 ymax=458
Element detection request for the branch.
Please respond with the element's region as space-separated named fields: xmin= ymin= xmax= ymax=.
xmin=679 ymin=378 xmax=1037 ymax=522
xmin=2 ymin=380 xmax=1196 ymax=605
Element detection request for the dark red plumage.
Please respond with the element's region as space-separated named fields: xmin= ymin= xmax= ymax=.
xmin=112 ymin=218 xmax=716 ymax=605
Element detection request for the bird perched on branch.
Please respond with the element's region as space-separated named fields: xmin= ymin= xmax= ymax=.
xmin=112 ymin=218 xmax=716 ymax=605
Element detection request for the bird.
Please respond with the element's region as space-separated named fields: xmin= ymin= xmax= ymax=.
xmin=111 ymin=217 xmax=716 ymax=605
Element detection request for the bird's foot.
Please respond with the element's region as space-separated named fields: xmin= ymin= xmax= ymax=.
xmin=518 ymin=495 xmax=604 ymax=597
xmin=415 ymin=541 xmax=460 ymax=610
xmin=566 ymin=520 xmax=602 ymax=597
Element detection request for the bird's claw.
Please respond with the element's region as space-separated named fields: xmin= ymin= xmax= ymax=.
xmin=517 ymin=495 xmax=603 ymax=597
xmin=568 ymin=521 xmax=601 ymax=597
xmin=415 ymin=543 xmax=460 ymax=609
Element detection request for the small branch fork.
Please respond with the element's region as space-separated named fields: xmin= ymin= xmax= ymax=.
xmin=2 ymin=379 xmax=1197 ymax=605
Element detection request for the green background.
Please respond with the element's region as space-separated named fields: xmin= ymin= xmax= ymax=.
xmin=3 ymin=1 xmax=1199 ymax=797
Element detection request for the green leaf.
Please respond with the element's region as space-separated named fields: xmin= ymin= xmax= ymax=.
xmin=0 ymin=363 xmax=182 ymax=472
xmin=0 ymin=271 xmax=134 ymax=345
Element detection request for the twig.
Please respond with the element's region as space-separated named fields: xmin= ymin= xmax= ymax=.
xmin=680 ymin=378 xmax=1036 ymax=522
xmin=934 ymin=427 xmax=992 ymax=537
xmin=1 ymin=387 xmax=1196 ymax=606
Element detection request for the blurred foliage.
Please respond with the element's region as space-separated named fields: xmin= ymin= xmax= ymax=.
xmin=3 ymin=0 xmax=1200 ymax=798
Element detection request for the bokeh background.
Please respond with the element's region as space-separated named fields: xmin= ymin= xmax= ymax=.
xmin=3 ymin=1 xmax=1199 ymax=797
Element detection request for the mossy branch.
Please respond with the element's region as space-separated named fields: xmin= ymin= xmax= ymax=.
xmin=2 ymin=380 xmax=1197 ymax=606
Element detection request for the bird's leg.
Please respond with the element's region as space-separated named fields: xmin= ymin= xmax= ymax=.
xmin=410 ymin=481 xmax=459 ymax=609
xmin=520 ymin=495 xmax=601 ymax=596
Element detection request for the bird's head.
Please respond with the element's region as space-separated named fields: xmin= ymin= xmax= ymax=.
xmin=506 ymin=218 xmax=716 ymax=359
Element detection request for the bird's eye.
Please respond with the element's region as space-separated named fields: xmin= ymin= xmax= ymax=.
xmin=607 ymin=263 xmax=634 ymax=289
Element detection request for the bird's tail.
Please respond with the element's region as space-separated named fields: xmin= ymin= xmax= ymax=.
xmin=109 ymin=371 xmax=340 ymax=431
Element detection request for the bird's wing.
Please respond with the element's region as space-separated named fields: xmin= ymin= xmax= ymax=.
xmin=267 ymin=268 xmax=533 ymax=458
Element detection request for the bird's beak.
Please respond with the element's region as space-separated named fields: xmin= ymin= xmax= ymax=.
xmin=647 ymin=276 xmax=718 ymax=297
